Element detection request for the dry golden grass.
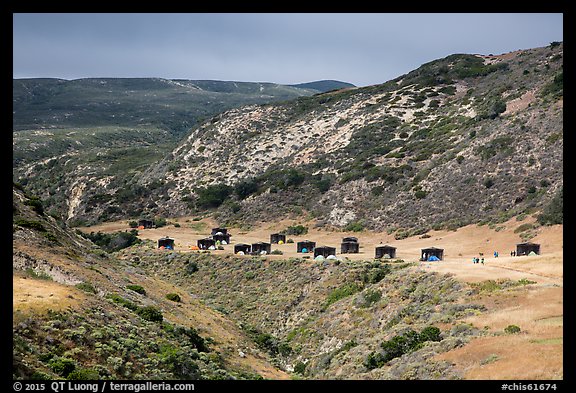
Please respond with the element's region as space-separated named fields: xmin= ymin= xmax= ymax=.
xmin=436 ymin=285 xmax=563 ymax=379
xmin=13 ymin=273 xmax=84 ymax=320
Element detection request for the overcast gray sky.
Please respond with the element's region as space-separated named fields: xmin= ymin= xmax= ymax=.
xmin=13 ymin=13 xmax=563 ymax=87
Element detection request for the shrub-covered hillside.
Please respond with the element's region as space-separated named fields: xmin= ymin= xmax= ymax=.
xmin=12 ymin=185 xmax=287 ymax=380
xmin=118 ymin=247 xmax=498 ymax=379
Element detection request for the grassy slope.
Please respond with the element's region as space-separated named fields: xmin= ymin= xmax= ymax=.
xmin=12 ymin=186 xmax=288 ymax=380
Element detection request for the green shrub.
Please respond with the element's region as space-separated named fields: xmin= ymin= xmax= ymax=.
xmin=541 ymin=72 xmax=563 ymax=97
xmin=365 ymin=326 xmax=442 ymax=369
xmin=414 ymin=190 xmax=427 ymax=199
xmin=166 ymin=293 xmax=181 ymax=302
xmin=154 ymin=217 xmax=167 ymax=228
xmin=517 ymin=278 xmax=536 ymax=285
xmin=24 ymin=198 xmax=44 ymax=215
xmin=294 ymin=361 xmax=306 ymax=375
xmin=14 ymin=219 xmax=46 ymax=232
xmin=483 ymin=178 xmax=495 ymax=188
xmin=323 ymin=282 xmax=362 ymax=310
xmin=196 ymin=184 xmax=232 ymax=209
xmin=185 ymin=261 xmax=199 ymax=275
xmin=80 ymin=230 xmax=141 ymax=252
xmin=490 ymin=99 xmax=507 ymax=119
xmin=371 ymin=185 xmax=384 ymax=196
xmin=136 ymin=306 xmax=164 ymax=322
xmin=514 ymin=223 xmax=534 ymax=233
xmin=282 ymin=225 xmax=308 ymax=236
xmin=477 ymin=136 xmax=514 ymax=160
xmin=504 ymin=325 xmax=521 ymax=334
xmin=344 ymin=220 xmax=365 ymax=232
xmin=537 ymin=187 xmax=563 ymax=225
xmin=126 ymin=284 xmax=146 ymax=295
xmin=48 ymin=356 xmax=76 ymax=377
xmin=419 ymin=326 xmax=442 ymax=342
xmin=361 ymin=264 xmax=391 ymax=284
xmin=360 ymin=289 xmax=382 ymax=308
xmin=106 ymin=293 xmax=138 ymax=311
xmin=314 ymin=177 xmax=332 ymax=193
xmin=242 ymin=324 xmax=290 ymax=356
xmin=234 ymin=179 xmax=259 ymax=199
xmin=67 ymin=367 xmax=100 ymax=380
xmin=75 ymin=282 xmax=97 ymax=294
xmin=174 ymin=326 xmax=209 ymax=352
xmin=42 ymin=232 xmax=59 ymax=242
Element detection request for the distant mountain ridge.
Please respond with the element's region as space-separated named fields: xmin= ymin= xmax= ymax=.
xmin=12 ymin=77 xmax=353 ymax=132
xmin=288 ymin=80 xmax=356 ymax=92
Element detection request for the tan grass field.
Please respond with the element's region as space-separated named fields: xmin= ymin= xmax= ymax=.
xmin=13 ymin=273 xmax=85 ymax=320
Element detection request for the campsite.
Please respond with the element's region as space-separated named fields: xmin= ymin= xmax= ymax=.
xmin=81 ymin=214 xmax=562 ymax=284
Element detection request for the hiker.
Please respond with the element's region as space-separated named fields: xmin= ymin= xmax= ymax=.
xmin=481 ymin=258 xmax=484 ymax=264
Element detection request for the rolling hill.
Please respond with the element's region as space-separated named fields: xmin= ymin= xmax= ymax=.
xmin=51 ymin=43 xmax=562 ymax=235
xmin=14 ymin=45 xmax=562 ymax=232
xmin=12 ymin=77 xmax=353 ymax=224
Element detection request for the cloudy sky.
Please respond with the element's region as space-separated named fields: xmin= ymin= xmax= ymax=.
xmin=13 ymin=13 xmax=563 ymax=87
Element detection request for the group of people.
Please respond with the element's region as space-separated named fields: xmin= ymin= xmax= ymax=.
xmin=472 ymin=251 xmax=502 ymax=264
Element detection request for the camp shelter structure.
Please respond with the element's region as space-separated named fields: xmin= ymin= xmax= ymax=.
xmin=158 ymin=237 xmax=175 ymax=249
xmin=375 ymin=245 xmax=396 ymax=259
xmin=314 ymin=246 xmax=337 ymax=258
xmin=342 ymin=236 xmax=358 ymax=243
xmin=297 ymin=240 xmax=316 ymax=253
xmin=212 ymin=233 xmax=231 ymax=244
xmin=516 ymin=242 xmax=540 ymax=256
xmin=198 ymin=237 xmax=216 ymax=250
xmin=211 ymin=228 xmax=228 ymax=236
xmin=421 ymin=247 xmax=443 ymax=261
xmin=234 ymin=243 xmax=251 ymax=254
xmin=252 ymin=242 xmax=271 ymax=254
xmin=270 ymin=233 xmax=286 ymax=244
xmin=138 ymin=219 xmax=154 ymax=229
xmin=341 ymin=240 xmax=359 ymax=254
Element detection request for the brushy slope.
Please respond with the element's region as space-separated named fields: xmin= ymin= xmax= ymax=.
xmin=12 ymin=185 xmax=286 ymax=380
xmin=117 ymin=246 xmax=500 ymax=379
